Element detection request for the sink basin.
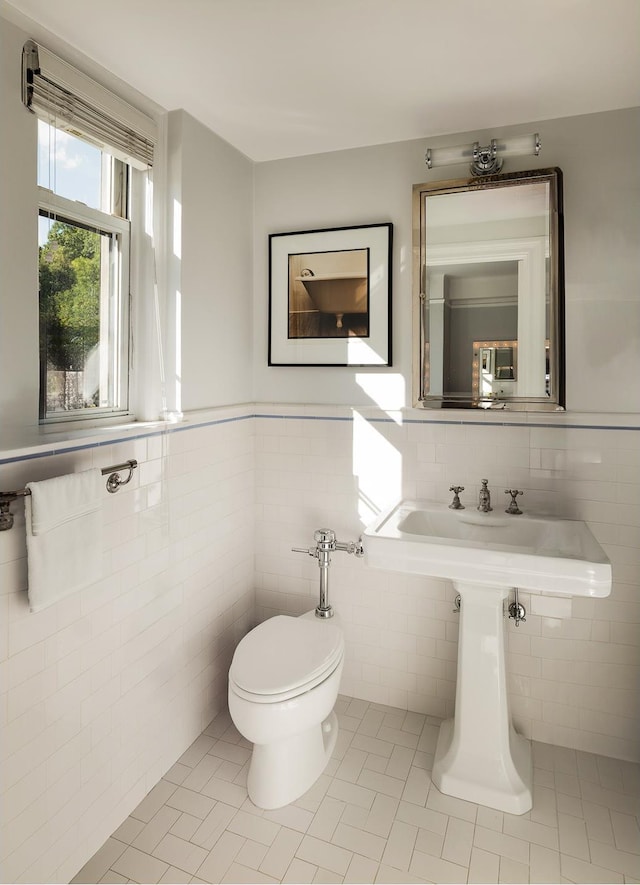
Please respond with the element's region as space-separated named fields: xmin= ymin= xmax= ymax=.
xmin=364 ymin=498 xmax=611 ymax=814
xmin=364 ymin=499 xmax=611 ymax=597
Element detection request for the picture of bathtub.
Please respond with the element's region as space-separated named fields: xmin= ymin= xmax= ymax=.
xmin=268 ymin=223 xmax=392 ymax=366
xmin=295 ymin=271 xmax=369 ymax=329
xmin=286 ymin=246 xmax=370 ymax=340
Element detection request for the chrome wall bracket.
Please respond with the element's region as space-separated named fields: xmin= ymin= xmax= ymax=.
xmin=105 ymin=460 xmax=136 ymax=493
xmin=0 ymin=491 xmax=29 ymax=531
xmin=293 ymin=528 xmax=364 ymax=618
xmin=508 ymin=588 xmax=527 ymax=627
xmin=471 ymin=140 xmax=503 ymax=175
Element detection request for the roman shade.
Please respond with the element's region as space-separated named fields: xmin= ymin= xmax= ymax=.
xmin=22 ymin=39 xmax=155 ymax=169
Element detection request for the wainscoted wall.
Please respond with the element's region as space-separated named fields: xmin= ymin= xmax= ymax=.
xmin=1 ymin=404 xmax=639 ymax=882
xmin=0 ymin=409 xmax=255 ymax=883
xmin=254 ymin=405 xmax=640 ymax=765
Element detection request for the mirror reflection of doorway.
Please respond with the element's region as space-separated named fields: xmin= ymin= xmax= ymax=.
xmin=495 ymin=347 xmax=515 ymax=380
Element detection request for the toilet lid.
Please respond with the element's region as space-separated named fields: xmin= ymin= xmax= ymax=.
xmin=229 ymin=615 xmax=344 ymax=696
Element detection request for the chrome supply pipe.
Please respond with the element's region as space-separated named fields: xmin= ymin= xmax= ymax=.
xmin=316 ymin=530 xmax=333 ymax=617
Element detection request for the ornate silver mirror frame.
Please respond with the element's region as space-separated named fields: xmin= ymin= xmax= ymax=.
xmin=413 ymin=168 xmax=564 ymax=410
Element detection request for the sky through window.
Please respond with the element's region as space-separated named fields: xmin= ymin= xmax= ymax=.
xmin=38 ymin=120 xmax=103 ymax=238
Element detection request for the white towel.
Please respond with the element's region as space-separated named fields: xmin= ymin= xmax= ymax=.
xmin=25 ymin=468 xmax=104 ymax=613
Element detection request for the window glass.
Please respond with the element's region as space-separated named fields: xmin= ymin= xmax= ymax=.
xmin=37 ymin=120 xmax=103 ymax=210
xmin=38 ymin=121 xmax=130 ymax=421
xmin=39 ymin=215 xmax=114 ymax=414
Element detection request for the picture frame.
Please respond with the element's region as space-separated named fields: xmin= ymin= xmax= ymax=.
xmin=268 ymin=223 xmax=393 ymax=366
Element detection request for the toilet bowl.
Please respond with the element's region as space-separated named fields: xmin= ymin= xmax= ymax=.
xmin=228 ymin=610 xmax=344 ymax=809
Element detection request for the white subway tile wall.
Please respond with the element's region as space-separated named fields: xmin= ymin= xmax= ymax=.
xmin=1 ymin=404 xmax=639 ymax=882
xmin=254 ymin=406 xmax=640 ymax=765
xmin=0 ymin=412 xmax=255 ymax=883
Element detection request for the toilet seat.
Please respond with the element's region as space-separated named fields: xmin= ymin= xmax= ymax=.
xmin=229 ymin=654 xmax=343 ymax=704
xmin=229 ymin=615 xmax=344 ymax=703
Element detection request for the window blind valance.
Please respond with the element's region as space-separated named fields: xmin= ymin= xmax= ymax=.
xmin=22 ymin=39 xmax=156 ymax=169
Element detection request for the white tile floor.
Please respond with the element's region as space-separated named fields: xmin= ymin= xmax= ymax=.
xmin=72 ymin=696 xmax=640 ymax=884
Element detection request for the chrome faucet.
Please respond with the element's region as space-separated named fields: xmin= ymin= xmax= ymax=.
xmin=478 ymin=479 xmax=492 ymax=512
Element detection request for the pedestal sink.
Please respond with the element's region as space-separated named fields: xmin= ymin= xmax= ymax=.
xmin=364 ymin=500 xmax=612 ymax=814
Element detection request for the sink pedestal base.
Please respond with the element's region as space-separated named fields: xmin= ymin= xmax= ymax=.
xmin=432 ymin=582 xmax=532 ymax=815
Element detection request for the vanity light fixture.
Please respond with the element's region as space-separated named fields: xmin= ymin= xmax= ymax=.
xmin=426 ymin=133 xmax=541 ymax=176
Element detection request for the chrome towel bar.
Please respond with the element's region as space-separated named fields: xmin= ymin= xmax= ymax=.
xmin=0 ymin=459 xmax=138 ymax=531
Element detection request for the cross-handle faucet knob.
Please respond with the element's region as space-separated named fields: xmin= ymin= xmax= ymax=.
xmin=449 ymin=486 xmax=465 ymax=510
xmin=505 ymin=489 xmax=524 ymax=514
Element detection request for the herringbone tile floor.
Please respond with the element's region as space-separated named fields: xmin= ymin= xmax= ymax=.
xmin=72 ymin=696 xmax=640 ymax=884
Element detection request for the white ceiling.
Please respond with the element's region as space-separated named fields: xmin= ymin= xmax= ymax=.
xmin=4 ymin=0 xmax=640 ymax=161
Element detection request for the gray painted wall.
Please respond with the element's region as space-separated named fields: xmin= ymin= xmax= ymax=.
xmin=253 ymin=108 xmax=640 ymax=414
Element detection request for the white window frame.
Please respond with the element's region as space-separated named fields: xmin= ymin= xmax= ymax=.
xmin=38 ymin=185 xmax=131 ymax=423
xmin=23 ymin=38 xmax=158 ymax=427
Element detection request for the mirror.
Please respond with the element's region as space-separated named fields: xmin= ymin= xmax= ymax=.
xmin=413 ymin=168 xmax=564 ymax=410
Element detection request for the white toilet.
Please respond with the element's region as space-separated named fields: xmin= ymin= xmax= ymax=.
xmin=228 ymin=610 xmax=344 ymax=809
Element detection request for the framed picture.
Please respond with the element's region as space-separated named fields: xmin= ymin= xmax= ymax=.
xmin=268 ymin=223 xmax=392 ymax=366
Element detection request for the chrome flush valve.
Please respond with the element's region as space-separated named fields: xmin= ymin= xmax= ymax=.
xmin=292 ymin=528 xmax=364 ymax=618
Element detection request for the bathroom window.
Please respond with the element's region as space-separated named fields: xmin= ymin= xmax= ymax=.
xmin=38 ymin=121 xmax=131 ymax=420
xmin=23 ymin=39 xmax=156 ymax=423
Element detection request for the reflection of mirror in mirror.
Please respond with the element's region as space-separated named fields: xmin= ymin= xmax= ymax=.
xmin=413 ymin=169 xmax=564 ymax=410
xmin=472 ymin=340 xmax=522 ymax=400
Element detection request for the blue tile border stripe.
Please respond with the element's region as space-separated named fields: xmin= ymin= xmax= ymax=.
xmin=0 ymin=414 xmax=254 ymax=467
xmin=1 ymin=411 xmax=638 ymax=468
xmin=256 ymin=414 xmax=640 ymax=430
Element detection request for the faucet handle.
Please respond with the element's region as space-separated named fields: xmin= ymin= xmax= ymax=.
xmin=449 ymin=486 xmax=465 ymax=510
xmin=505 ymin=489 xmax=523 ymax=515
